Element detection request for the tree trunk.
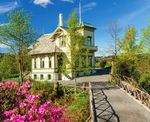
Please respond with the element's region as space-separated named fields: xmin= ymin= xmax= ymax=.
xmin=54 ymin=81 xmax=59 ymax=97
xmin=74 ymin=78 xmax=77 ymax=97
xmin=19 ymin=52 xmax=24 ymax=82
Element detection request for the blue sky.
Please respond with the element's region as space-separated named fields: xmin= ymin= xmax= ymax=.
xmin=0 ymin=0 xmax=150 ymax=56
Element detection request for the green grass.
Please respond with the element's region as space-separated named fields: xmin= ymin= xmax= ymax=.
xmin=67 ymin=92 xmax=90 ymax=122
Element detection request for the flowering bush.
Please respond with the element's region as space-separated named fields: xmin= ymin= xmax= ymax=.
xmin=0 ymin=80 xmax=69 ymax=122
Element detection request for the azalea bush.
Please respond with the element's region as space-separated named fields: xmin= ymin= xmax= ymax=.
xmin=0 ymin=80 xmax=69 ymax=122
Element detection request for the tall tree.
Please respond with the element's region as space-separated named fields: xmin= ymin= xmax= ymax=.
xmin=0 ymin=9 xmax=35 ymax=82
xmin=142 ymin=22 xmax=150 ymax=53
xmin=67 ymin=10 xmax=87 ymax=79
xmin=107 ymin=21 xmax=121 ymax=74
xmin=108 ymin=21 xmax=121 ymax=56
xmin=118 ymin=26 xmax=139 ymax=56
xmin=60 ymin=11 xmax=89 ymax=96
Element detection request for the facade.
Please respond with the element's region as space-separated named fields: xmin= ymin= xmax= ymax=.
xmin=29 ymin=14 xmax=98 ymax=81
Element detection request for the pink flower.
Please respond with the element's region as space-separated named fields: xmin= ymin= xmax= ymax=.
xmin=4 ymin=110 xmax=16 ymax=117
xmin=38 ymin=102 xmax=51 ymax=114
xmin=19 ymin=102 xmax=27 ymax=108
xmin=25 ymin=94 xmax=40 ymax=103
xmin=9 ymin=114 xmax=26 ymax=122
xmin=28 ymin=104 xmax=39 ymax=114
xmin=3 ymin=119 xmax=10 ymax=122
xmin=50 ymin=107 xmax=66 ymax=121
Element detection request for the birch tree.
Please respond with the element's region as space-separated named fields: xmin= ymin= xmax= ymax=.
xmin=0 ymin=9 xmax=35 ymax=82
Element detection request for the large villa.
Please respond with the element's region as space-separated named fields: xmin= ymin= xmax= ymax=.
xmin=29 ymin=14 xmax=98 ymax=81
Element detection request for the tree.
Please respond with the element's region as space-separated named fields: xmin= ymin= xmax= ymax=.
xmin=118 ymin=26 xmax=142 ymax=56
xmin=67 ymin=11 xmax=87 ymax=79
xmin=0 ymin=9 xmax=35 ymax=82
xmin=60 ymin=11 xmax=89 ymax=96
xmin=108 ymin=21 xmax=121 ymax=56
xmin=142 ymin=22 xmax=150 ymax=53
xmin=107 ymin=21 xmax=122 ymax=74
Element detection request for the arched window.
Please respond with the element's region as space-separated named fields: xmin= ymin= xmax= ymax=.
xmin=34 ymin=74 xmax=37 ymax=79
xmin=48 ymin=74 xmax=51 ymax=80
xmin=87 ymin=36 xmax=92 ymax=46
xmin=40 ymin=74 xmax=44 ymax=80
xmin=49 ymin=58 xmax=51 ymax=68
xmin=34 ymin=59 xmax=36 ymax=69
xmin=40 ymin=58 xmax=45 ymax=68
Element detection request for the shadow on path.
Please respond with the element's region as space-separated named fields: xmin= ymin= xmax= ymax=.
xmin=91 ymin=82 xmax=120 ymax=122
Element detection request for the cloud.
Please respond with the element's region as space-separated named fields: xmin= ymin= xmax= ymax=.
xmin=61 ymin=0 xmax=74 ymax=3
xmin=0 ymin=1 xmax=18 ymax=14
xmin=0 ymin=44 xmax=9 ymax=48
xmin=119 ymin=5 xmax=150 ymax=27
xmin=33 ymin=0 xmax=53 ymax=7
xmin=76 ymin=2 xmax=97 ymax=13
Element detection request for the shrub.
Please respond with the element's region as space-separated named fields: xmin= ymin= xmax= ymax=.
xmin=113 ymin=58 xmax=139 ymax=79
xmin=99 ymin=60 xmax=107 ymax=68
xmin=0 ymin=80 xmax=68 ymax=121
xmin=139 ymin=73 xmax=150 ymax=93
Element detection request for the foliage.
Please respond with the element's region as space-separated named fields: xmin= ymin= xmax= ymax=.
xmin=141 ymin=22 xmax=150 ymax=53
xmin=0 ymin=80 xmax=68 ymax=121
xmin=99 ymin=60 xmax=107 ymax=68
xmin=139 ymin=73 xmax=150 ymax=93
xmin=0 ymin=54 xmax=19 ymax=80
xmin=113 ymin=24 xmax=150 ymax=93
xmin=0 ymin=9 xmax=35 ymax=82
xmin=61 ymin=10 xmax=89 ymax=78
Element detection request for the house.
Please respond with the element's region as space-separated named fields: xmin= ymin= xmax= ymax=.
xmin=29 ymin=14 xmax=98 ymax=81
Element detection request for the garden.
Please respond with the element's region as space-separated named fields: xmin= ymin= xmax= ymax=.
xmin=0 ymin=80 xmax=90 ymax=122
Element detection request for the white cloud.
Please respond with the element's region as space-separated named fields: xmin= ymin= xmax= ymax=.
xmin=33 ymin=0 xmax=53 ymax=7
xmin=0 ymin=44 xmax=9 ymax=48
xmin=76 ymin=2 xmax=97 ymax=13
xmin=61 ymin=0 xmax=74 ymax=3
xmin=119 ymin=5 xmax=150 ymax=27
xmin=0 ymin=1 xmax=18 ymax=14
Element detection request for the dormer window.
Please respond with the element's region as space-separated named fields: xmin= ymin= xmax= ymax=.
xmin=60 ymin=40 xmax=66 ymax=47
xmin=87 ymin=36 xmax=92 ymax=46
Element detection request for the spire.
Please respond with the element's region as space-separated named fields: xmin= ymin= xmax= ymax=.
xmin=79 ymin=0 xmax=82 ymax=24
xmin=59 ymin=13 xmax=63 ymax=27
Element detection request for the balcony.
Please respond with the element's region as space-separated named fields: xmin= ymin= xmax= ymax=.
xmin=88 ymin=46 xmax=98 ymax=51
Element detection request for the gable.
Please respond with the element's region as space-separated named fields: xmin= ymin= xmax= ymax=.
xmin=50 ymin=26 xmax=68 ymax=39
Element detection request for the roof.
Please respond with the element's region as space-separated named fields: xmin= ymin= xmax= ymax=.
xmin=29 ymin=34 xmax=62 ymax=55
xmin=80 ymin=22 xmax=96 ymax=30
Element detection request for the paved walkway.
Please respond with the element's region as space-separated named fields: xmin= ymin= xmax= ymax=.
xmin=62 ymin=69 xmax=150 ymax=122
xmin=91 ymin=82 xmax=150 ymax=122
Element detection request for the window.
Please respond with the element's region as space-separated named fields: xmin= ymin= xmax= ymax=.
xmin=82 ymin=56 xmax=86 ymax=67
xmin=87 ymin=36 xmax=92 ymax=46
xmin=88 ymin=56 xmax=92 ymax=66
xmin=40 ymin=58 xmax=45 ymax=68
xmin=60 ymin=40 xmax=66 ymax=47
xmin=49 ymin=58 xmax=51 ymax=68
xmin=34 ymin=74 xmax=37 ymax=79
xmin=34 ymin=59 xmax=36 ymax=69
xmin=48 ymin=74 xmax=51 ymax=80
xmin=40 ymin=74 xmax=44 ymax=80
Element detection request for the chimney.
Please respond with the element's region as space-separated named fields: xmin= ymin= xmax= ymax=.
xmin=59 ymin=13 xmax=63 ymax=27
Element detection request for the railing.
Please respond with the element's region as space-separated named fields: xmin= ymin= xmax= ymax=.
xmin=112 ymin=75 xmax=150 ymax=108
